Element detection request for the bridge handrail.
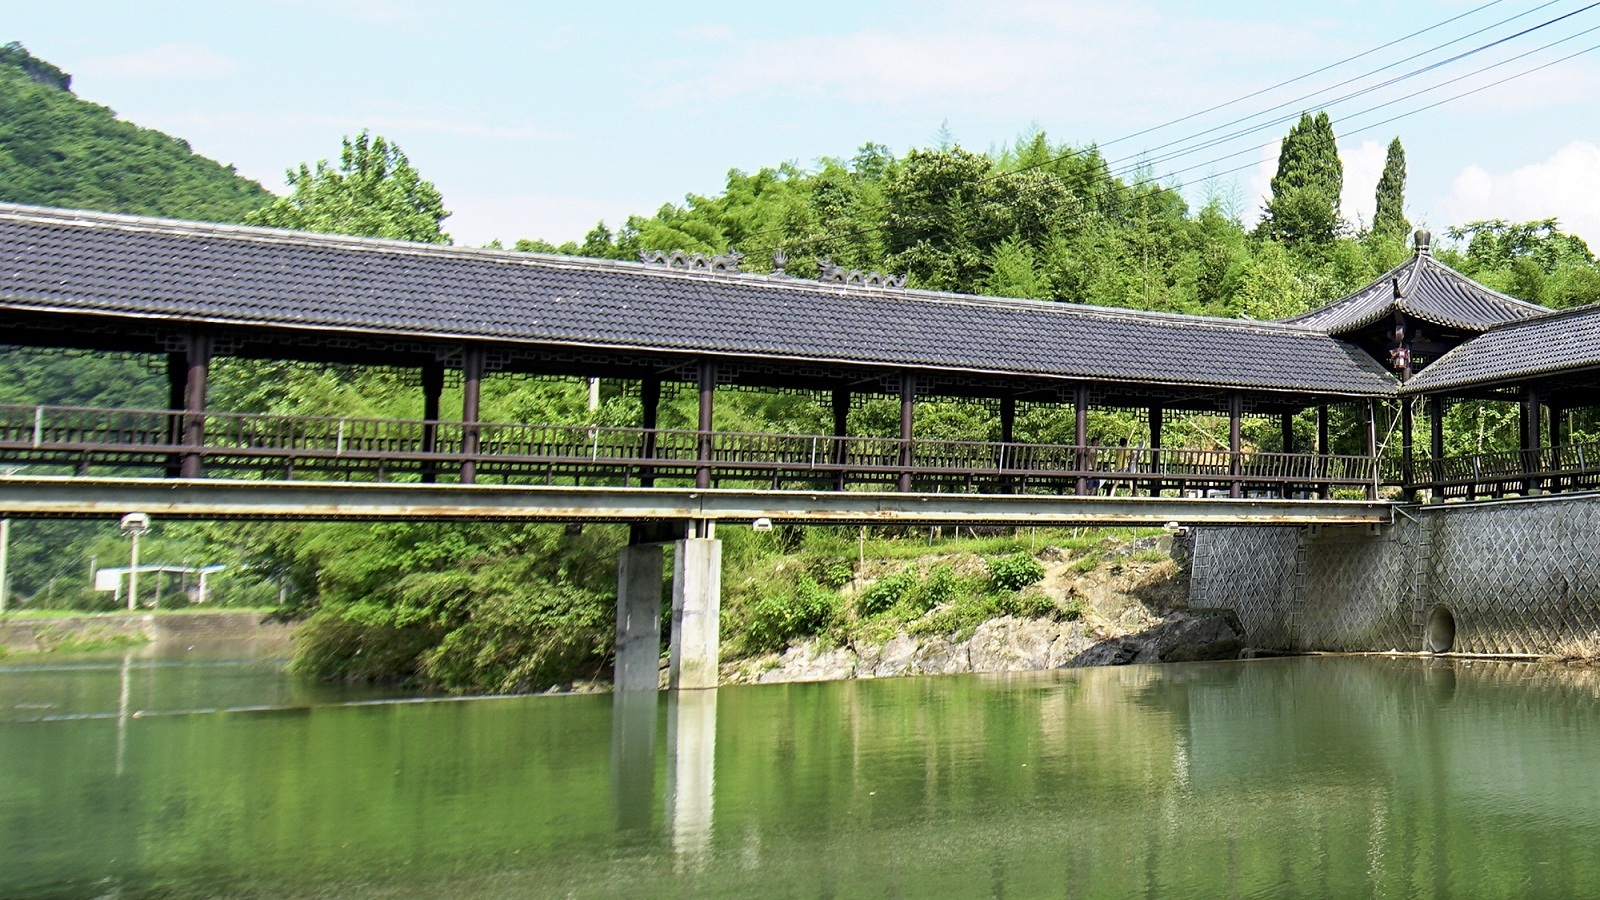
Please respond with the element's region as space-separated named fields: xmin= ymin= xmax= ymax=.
xmin=0 ymin=402 xmax=1378 ymax=487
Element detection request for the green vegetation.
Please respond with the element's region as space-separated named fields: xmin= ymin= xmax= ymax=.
xmin=246 ymin=130 xmax=450 ymax=243
xmin=1259 ymin=111 xmax=1344 ymax=250
xmin=0 ymin=43 xmax=270 ymax=220
xmin=988 ymin=551 xmax=1046 ymax=592
xmin=1373 ymin=137 xmax=1410 ymax=240
xmin=722 ymin=527 xmax=1097 ymax=655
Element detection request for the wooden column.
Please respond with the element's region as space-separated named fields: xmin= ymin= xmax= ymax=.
xmin=1228 ymin=392 xmax=1243 ymax=499
xmin=999 ymin=395 xmax=1016 ymax=494
xmin=1523 ymin=386 xmax=1542 ymax=494
xmin=1316 ymin=404 xmax=1330 ymax=499
xmin=1429 ymin=396 xmax=1445 ymax=502
xmin=460 ymin=346 xmax=485 ymax=485
xmin=179 ymin=332 xmax=212 ymax=479
xmin=1365 ymin=400 xmax=1379 ymax=500
xmin=1549 ymin=402 xmax=1564 ymax=493
xmin=696 ymin=361 xmax=716 ymax=490
xmin=1148 ymin=406 xmax=1163 ymax=498
xmin=420 ymin=360 xmax=443 ymax=484
xmin=165 ymin=352 xmax=185 ymax=478
xmin=640 ymin=375 xmax=661 ymax=489
xmin=1401 ymin=399 xmax=1416 ymax=502
xmin=1074 ymin=385 xmax=1090 ymax=496
xmin=1279 ymin=412 xmax=1295 ymax=500
xmin=831 ymin=388 xmax=850 ymax=491
xmin=897 ymin=373 xmax=915 ymax=493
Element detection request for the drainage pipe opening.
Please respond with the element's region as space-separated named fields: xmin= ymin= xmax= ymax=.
xmin=1424 ymin=605 xmax=1457 ymax=654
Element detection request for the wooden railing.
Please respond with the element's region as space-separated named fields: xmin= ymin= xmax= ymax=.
xmin=0 ymin=404 xmax=1381 ymax=497
xmin=1407 ymin=441 xmax=1600 ymax=500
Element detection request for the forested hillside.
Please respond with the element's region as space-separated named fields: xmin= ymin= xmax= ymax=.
xmin=6 ymin=42 xmax=1600 ymax=690
xmin=0 ymin=43 xmax=270 ymax=220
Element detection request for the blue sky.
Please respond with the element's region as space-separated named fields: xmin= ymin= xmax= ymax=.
xmin=12 ymin=0 xmax=1600 ymax=247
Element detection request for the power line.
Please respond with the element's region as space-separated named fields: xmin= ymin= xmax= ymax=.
xmin=1099 ymin=0 xmax=1514 ymax=150
xmin=718 ymin=4 xmax=1600 ymax=262
xmin=1105 ymin=12 xmax=1600 ymax=184
xmin=720 ymin=0 xmax=1572 ymax=255
xmin=1102 ymin=0 xmax=1589 ymax=177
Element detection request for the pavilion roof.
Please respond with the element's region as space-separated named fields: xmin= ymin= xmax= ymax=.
xmin=1282 ymin=249 xmax=1549 ymax=335
xmin=1402 ymin=301 xmax=1600 ymax=395
xmin=0 ymin=203 xmax=1397 ymax=398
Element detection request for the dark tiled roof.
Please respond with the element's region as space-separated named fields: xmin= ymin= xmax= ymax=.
xmin=1283 ymin=252 xmax=1550 ymax=334
xmin=0 ymin=203 xmax=1397 ymax=397
xmin=1402 ymin=302 xmax=1600 ymax=394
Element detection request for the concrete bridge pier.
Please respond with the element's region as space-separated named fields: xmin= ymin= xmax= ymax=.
xmin=669 ymin=536 xmax=722 ymax=690
xmin=615 ymin=525 xmax=723 ymax=692
xmin=614 ymin=542 xmax=665 ymax=692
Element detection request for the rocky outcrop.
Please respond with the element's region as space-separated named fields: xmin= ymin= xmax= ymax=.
xmin=726 ymin=540 xmax=1254 ymax=685
xmin=741 ymin=610 xmax=1243 ymax=684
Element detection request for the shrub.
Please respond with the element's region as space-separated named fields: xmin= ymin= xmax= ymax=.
xmin=743 ymin=577 xmax=840 ymax=654
xmin=908 ymin=563 xmax=965 ymax=612
xmin=808 ymin=555 xmax=856 ymax=589
xmin=857 ymin=567 xmax=918 ymax=616
xmin=988 ymin=551 xmax=1045 ymax=591
xmin=907 ymin=593 xmax=999 ymax=639
xmin=995 ymin=589 xmax=1057 ymax=619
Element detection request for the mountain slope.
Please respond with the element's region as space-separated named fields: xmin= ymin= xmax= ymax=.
xmin=0 ymin=42 xmax=270 ymax=221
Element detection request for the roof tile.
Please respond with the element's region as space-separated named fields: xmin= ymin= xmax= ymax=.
xmin=0 ymin=203 xmax=1396 ymax=397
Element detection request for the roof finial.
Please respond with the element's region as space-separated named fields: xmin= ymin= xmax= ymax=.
xmin=1413 ymin=229 xmax=1432 ymax=256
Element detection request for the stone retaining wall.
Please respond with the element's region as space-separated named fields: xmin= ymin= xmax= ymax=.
xmin=0 ymin=611 xmax=293 ymax=654
xmin=1187 ymin=492 xmax=1600 ymax=655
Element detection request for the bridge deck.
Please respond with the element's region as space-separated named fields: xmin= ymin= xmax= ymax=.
xmin=0 ymin=477 xmax=1396 ymax=525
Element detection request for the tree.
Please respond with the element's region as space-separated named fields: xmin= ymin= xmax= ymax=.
xmin=1372 ymin=137 xmax=1409 ymax=240
xmin=246 ymin=131 xmax=450 ymax=243
xmin=985 ymin=234 xmax=1052 ymax=299
xmin=1259 ymin=112 xmax=1343 ymax=249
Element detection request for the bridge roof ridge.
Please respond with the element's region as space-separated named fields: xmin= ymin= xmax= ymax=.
xmin=0 ymin=202 xmax=1335 ymax=337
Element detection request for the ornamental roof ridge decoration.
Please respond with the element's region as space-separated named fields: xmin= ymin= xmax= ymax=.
xmin=1281 ymin=230 xmax=1551 ymax=335
xmin=816 ymin=257 xmax=907 ymax=289
xmin=638 ymin=247 xmax=744 ymax=274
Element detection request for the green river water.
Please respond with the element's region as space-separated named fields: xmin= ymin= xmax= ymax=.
xmin=3 ymin=648 xmax=1599 ymax=898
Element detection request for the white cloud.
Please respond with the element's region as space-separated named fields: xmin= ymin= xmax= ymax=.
xmin=1245 ymin=142 xmax=1278 ymax=224
xmin=661 ymin=0 xmax=1317 ymax=128
xmin=77 ymin=43 xmax=236 ymax=79
xmin=1433 ymin=141 xmax=1600 ymax=245
xmin=1340 ymin=139 xmax=1388 ymax=230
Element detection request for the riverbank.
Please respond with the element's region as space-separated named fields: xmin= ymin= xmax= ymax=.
xmin=720 ymin=530 xmax=1243 ymax=685
xmin=0 ymin=609 xmax=294 ymax=656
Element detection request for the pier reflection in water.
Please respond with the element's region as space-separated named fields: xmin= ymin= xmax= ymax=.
xmin=5 ymin=656 xmax=1600 ymax=897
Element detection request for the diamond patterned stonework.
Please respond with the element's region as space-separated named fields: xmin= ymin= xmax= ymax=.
xmin=1188 ymin=526 xmax=1300 ymax=649
xmin=1188 ymin=495 xmax=1600 ymax=655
